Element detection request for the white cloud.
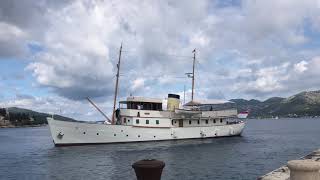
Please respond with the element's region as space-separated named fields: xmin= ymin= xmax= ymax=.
xmin=131 ymin=78 xmax=145 ymax=91
xmin=0 ymin=22 xmax=29 ymax=58
xmin=294 ymin=60 xmax=308 ymax=73
xmin=1 ymin=0 xmax=320 ymax=114
xmin=0 ymin=22 xmax=26 ymax=41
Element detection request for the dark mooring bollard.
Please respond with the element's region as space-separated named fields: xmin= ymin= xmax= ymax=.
xmin=132 ymin=159 xmax=165 ymax=180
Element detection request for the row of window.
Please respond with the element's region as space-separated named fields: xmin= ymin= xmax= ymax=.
xmin=124 ymin=118 xmax=161 ymax=125
xmin=135 ymin=119 xmax=159 ymax=125
xmin=124 ymin=118 xmax=223 ymax=125
xmin=82 ymin=132 xmax=159 ymax=138
xmin=188 ymin=119 xmax=223 ymax=125
xmin=170 ymin=119 xmax=224 ymax=125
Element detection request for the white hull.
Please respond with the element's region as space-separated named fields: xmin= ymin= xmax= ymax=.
xmin=47 ymin=118 xmax=245 ymax=146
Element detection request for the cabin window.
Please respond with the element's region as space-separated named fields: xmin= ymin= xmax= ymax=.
xmin=136 ymin=119 xmax=140 ymax=124
xmin=128 ymin=119 xmax=130 ymax=122
xmin=146 ymin=120 xmax=149 ymax=124
xmin=171 ymin=120 xmax=174 ymax=125
xmin=189 ymin=120 xmax=192 ymax=125
xmin=213 ymin=119 xmax=216 ymax=123
xmin=220 ymin=119 xmax=223 ymax=123
xmin=156 ymin=120 xmax=159 ymax=125
xmin=197 ymin=120 xmax=200 ymax=124
xmin=205 ymin=120 xmax=208 ymax=124
xmin=124 ymin=118 xmax=126 ymax=123
xmin=137 ymin=112 xmax=140 ymax=117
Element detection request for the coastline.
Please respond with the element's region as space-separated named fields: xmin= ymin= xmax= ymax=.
xmin=0 ymin=124 xmax=47 ymax=128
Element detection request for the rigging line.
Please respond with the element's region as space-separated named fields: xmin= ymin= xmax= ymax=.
xmin=121 ymin=50 xmax=193 ymax=59
xmin=118 ymin=74 xmax=188 ymax=79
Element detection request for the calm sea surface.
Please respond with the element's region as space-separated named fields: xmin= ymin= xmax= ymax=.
xmin=1 ymin=118 xmax=320 ymax=180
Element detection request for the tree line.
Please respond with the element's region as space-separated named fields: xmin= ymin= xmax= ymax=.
xmin=0 ymin=108 xmax=47 ymax=126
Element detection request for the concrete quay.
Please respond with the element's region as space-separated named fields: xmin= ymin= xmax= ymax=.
xmin=258 ymin=149 xmax=320 ymax=180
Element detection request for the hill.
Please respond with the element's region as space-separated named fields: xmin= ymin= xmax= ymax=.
xmin=1 ymin=90 xmax=320 ymax=123
xmin=0 ymin=107 xmax=76 ymax=127
xmin=230 ymin=90 xmax=320 ymax=118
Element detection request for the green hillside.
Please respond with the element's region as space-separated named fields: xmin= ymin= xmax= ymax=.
xmin=230 ymin=90 xmax=320 ymax=118
xmin=0 ymin=107 xmax=76 ymax=126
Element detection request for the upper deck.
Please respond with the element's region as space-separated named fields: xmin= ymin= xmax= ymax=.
xmin=118 ymin=96 xmax=238 ymax=118
xmin=119 ymin=96 xmax=163 ymax=111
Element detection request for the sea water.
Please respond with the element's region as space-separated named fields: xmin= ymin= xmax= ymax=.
xmin=1 ymin=118 xmax=320 ymax=180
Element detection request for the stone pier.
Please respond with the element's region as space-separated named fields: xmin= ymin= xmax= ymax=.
xmin=258 ymin=149 xmax=320 ymax=180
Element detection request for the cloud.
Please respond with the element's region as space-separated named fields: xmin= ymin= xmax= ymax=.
xmin=15 ymin=94 xmax=35 ymax=100
xmin=1 ymin=0 xmax=320 ymax=104
xmin=131 ymin=78 xmax=145 ymax=91
xmin=27 ymin=51 xmax=114 ymax=100
xmin=0 ymin=0 xmax=72 ymax=58
xmin=294 ymin=60 xmax=308 ymax=73
xmin=0 ymin=22 xmax=28 ymax=58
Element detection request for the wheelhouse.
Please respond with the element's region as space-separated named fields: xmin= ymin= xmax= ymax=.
xmin=119 ymin=96 xmax=163 ymax=111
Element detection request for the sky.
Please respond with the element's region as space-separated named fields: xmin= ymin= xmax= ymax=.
xmin=1 ymin=0 xmax=320 ymax=120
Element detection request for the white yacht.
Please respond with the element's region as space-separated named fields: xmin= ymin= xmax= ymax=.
xmin=47 ymin=47 xmax=245 ymax=146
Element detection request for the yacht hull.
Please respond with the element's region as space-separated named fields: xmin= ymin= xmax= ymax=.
xmin=47 ymin=118 xmax=245 ymax=146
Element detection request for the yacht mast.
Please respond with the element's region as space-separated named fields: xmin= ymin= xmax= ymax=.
xmin=191 ymin=49 xmax=196 ymax=101
xmin=111 ymin=43 xmax=122 ymax=124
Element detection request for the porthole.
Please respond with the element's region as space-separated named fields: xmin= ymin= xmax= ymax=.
xmin=114 ymin=134 xmax=116 ymax=136
xmin=96 ymin=133 xmax=99 ymax=135
xmin=121 ymin=130 xmax=123 ymax=132
xmin=138 ymin=135 xmax=140 ymax=138
xmin=126 ymin=134 xmax=128 ymax=137
xmin=154 ymin=136 xmax=156 ymax=138
xmin=83 ymin=132 xmax=86 ymax=134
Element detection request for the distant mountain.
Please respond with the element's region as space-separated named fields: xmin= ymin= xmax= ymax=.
xmin=2 ymin=90 xmax=320 ymax=123
xmin=0 ymin=107 xmax=76 ymax=126
xmin=8 ymin=107 xmax=75 ymax=121
xmin=230 ymin=90 xmax=320 ymax=118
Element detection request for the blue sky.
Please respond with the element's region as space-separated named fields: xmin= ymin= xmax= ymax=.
xmin=1 ymin=0 xmax=320 ymax=120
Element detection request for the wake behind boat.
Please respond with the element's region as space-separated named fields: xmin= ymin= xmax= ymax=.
xmin=47 ymin=47 xmax=245 ymax=146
